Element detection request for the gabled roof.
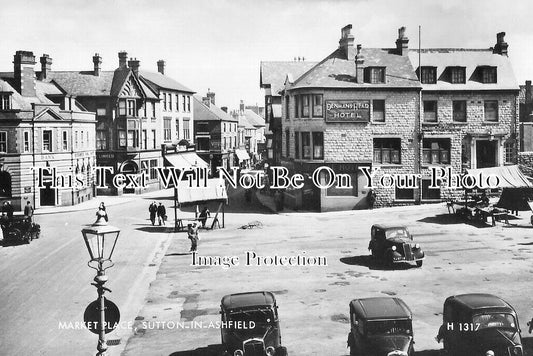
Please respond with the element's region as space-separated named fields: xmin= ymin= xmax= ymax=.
xmin=193 ymin=95 xmax=237 ymax=122
xmin=140 ymin=70 xmax=194 ymax=93
xmin=260 ymin=61 xmax=317 ymax=95
xmin=408 ymin=49 xmax=519 ymax=91
xmin=243 ymin=109 xmax=265 ymax=127
xmin=290 ymin=48 xmax=420 ymax=90
xmin=47 ymin=71 xmax=115 ymax=96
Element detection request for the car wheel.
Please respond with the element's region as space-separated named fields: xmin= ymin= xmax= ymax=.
xmin=416 ymin=260 xmax=423 ymax=267
xmin=277 ymin=346 xmax=288 ymax=356
xmin=23 ymin=232 xmax=31 ymax=244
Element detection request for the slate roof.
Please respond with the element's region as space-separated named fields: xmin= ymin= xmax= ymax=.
xmin=193 ymin=95 xmax=237 ymax=122
xmin=140 ymin=70 xmax=194 ymax=93
xmin=243 ymin=109 xmax=265 ymax=127
xmin=290 ymin=47 xmax=421 ymax=90
xmin=408 ymin=49 xmax=519 ymax=91
xmin=260 ymin=61 xmax=317 ymax=95
xmin=47 ymin=71 xmax=115 ymax=96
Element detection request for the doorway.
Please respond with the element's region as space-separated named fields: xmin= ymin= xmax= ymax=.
xmin=475 ymin=140 xmax=498 ymax=168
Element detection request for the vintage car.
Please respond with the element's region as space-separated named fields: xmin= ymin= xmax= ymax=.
xmin=368 ymin=224 xmax=424 ymax=267
xmin=220 ymin=291 xmax=287 ymax=356
xmin=348 ymin=297 xmax=415 ymax=356
xmin=0 ymin=213 xmax=40 ymax=244
xmin=437 ymin=293 xmax=523 ymax=356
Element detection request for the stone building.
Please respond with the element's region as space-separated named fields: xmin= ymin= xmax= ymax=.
xmin=519 ymin=80 xmax=533 ymax=151
xmin=276 ymin=25 xmax=519 ymax=211
xmin=0 ymin=51 xmax=96 ymax=209
xmin=193 ymin=92 xmax=238 ymax=175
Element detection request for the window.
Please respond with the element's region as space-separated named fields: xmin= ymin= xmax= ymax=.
xmin=163 ymin=93 xmax=167 ymax=111
xmin=150 ymin=159 xmax=158 ymax=180
xmin=422 ymin=138 xmax=450 ymax=164
xmin=223 ymin=137 xmax=227 ymax=150
xmin=127 ymin=99 xmax=136 ymax=116
xmin=295 ymin=132 xmax=299 ymax=159
xmin=168 ymin=93 xmax=172 ymax=111
xmin=151 ymin=102 xmax=156 ymax=118
xmin=187 ymin=96 xmax=191 ymax=112
xmin=312 ymin=94 xmax=323 ymax=117
xmin=96 ymin=131 xmax=107 ymax=150
xmin=97 ymin=108 xmax=106 ymax=116
xmin=422 ymin=179 xmax=441 ymax=200
xmin=80 ymin=130 xmax=84 ymax=147
xmin=373 ymin=100 xmax=385 ymax=122
xmin=127 ymin=130 xmax=138 ymax=147
xmin=302 ymin=95 xmax=310 ymax=117
xmin=0 ymin=94 xmax=10 ymax=110
xmin=481 ymin=66 xmax=497 ymax=84
xmin=24 ymin=131 xmax=31 ymax=152
xmin=175 ymin=94 xmax=179 ymax=111
xmin=164 ymin=118 xmax=171 ymax=141
xmin=183 ymin=119 xmax=190 ymax=140
xmin=197 ymin=137 xmax=210 ymax=151
xmin=118 ymin=100 xmax=127 ymax=116
xmin=505 ymin=141 xmax=515 ymax=164
xmin=423 ymin=101 xmax=437 ymax=122
xmin=450 ymin=67 xmax=466 ymax=84
xmin=223 ymin=122 xmax=226 ymax=132
xmin=175 ymin=120 xmax=180 ymax=139
xmin=74 ymin=131 xmax=79 ymax=149
xmin=420 ymin=67 xmax=437 ymax=84
xmin=301 ymin=132 xmax=311 ymax=159
xmin=294 ymin=95 xmax=300 ymax=118
xmin=312 ymin=132 xmax=324 ymax=160
xmin=285 ymin=129 xmax=290 ymax=158
xmin=182 ymin=95 xmax=186 ymax=111
xmin=151 ymin=129 xmax=156 ymax=149
xmin=285 ymin=96 xmax=290 ymax=120
xmin=453 ymin=101 xmax=467 ymax=122
xmin=373 ymin=138 xmax=401 ymax=164
xmin=118 ymin=130 xmax=126 ymax=147
xmin=0 ymin=131 xmax=6 ymax=153
xmin=43 ymin=130 xmax=52 ymax=152
xmin=369 ymin=67 xmax=386 ymax=84
xmin=484 ymin=101 xmax=498 ymax=122
xmin=142 ymin=130 xmax=147 ymax=149
xmin=396 ymin=186 xmax=415 ymax=200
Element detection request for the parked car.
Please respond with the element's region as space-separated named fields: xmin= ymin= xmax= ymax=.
xmin=437 ymin=293 xmax=523 ymax=356
xmin=368 ymin=224 xmax=424 ymax=267
xmin=220 ymin=291 xmax=287 ymax=356
xmin=0 ymin=213 xmax=40 ymax=244
xmin=348 ymin=297 xmax=415 ymax=356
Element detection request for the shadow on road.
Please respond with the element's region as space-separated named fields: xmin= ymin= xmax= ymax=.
xmin=339 ymin=255 xmax=417 ymax=270
xmin=165 ymin=252 xmax=190 ymax=257
xmin=135 ymin=226 xmax=175 ymax=233
xmin=418 ymin=214 xmax=496 ymax=229
xmin=415 ymin=349 xmax=441 ymax=356
xmin=169 ymin=344 xmax=223 ymax=356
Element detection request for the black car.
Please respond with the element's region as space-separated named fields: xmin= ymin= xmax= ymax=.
xmin=0 ymin=213 xmax=40 ymax=244
xmin=348 ymin=297 xmax=415 ymax=356
xmin=437 ymin=293 xmax=523 ymax=356
xmin=220 ymin=291 xmax=287 ymax=356
xmin=368 ymin=224 xmax=424 ymax=267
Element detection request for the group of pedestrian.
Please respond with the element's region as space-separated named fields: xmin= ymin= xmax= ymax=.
xmin=149 ymin=201 xmax=167 ymax=226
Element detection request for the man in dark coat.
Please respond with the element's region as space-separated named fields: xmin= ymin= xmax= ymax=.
xmin=24 ymin=201 xmax=34 ymax=222
xmin=149 ymin=201 xmax=157 ymax=225
xmin=157 ymin=203 xmax=166 ymax=226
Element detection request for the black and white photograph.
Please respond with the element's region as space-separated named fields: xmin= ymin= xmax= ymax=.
xmin=1 ymin=0 xmax=533 ymax=355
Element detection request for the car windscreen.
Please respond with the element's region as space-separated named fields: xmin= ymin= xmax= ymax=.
xmin=472 ymin=313 xmax=518 ymax=331
xmin=228 ymin=309 xmax=275 ymax=325
xmin=366 ymin=319 xmax=413 ymax=336
xmin=385 ymin=229 xmax=411 ymax=240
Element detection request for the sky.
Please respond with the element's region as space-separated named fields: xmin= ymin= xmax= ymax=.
xmin=1 ymin=0 xmax=532 ymax=110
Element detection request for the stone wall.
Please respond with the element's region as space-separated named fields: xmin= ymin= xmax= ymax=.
xmin=518 ymin=152 xmax=533 ymax=177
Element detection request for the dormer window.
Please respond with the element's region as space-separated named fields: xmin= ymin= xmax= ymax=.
xmin=450 ymin=67 xmax=466 ymax=84
xmin=0 ymin=93 xmax=11 ymax=111
xmin=420 ymin=67 xmax=437 ymax=84
xmin=480 ymin=66 xmax=497 ymax=83
xmin=367 ymin=67 xmax=386 ymax=84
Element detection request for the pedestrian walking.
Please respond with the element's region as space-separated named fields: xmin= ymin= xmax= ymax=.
xmin=4 ymin=201 xmax=14 ymax=221
xmin=157 ymin=202 xmax=167 ymax=226
xmin=95 ymin=204 xmax=108 ymax=223
xmin=149 ymin=201 xmax=157 ymax=225
xmin=366 ymin=189 xmax=376 ymax=210
xmin=187 ymin=222 xmax=199 ymax=252
xmin=24 ymin=201 xmax=34 ymax=222
xmin=198 ymin=206 xmax=210 ymax=228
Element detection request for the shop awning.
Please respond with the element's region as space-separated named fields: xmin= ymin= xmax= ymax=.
xmin=177 ymin=178 xmax=228 ymax=204
xmin=466 ymin=165 xmax=533 ymax=189
xmin=235 ymin=149 xmax=250 ymax=161
xmin=164 ymin=151 xmax=208 ymax=170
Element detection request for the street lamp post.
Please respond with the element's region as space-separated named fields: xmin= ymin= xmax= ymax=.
xmin=81 ymin=220 xmax=121 ymax=356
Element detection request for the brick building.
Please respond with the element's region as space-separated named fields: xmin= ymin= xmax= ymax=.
xmin=0 ymin=51 xmax=96 ymax=209
xmin=276 ymin=25 xmax=519 ymax=211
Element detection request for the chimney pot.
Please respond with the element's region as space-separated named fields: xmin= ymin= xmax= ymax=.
xmin=339 ymin=24 xmax=356 ymax=60
xmin=157 ymin=60 xmax=165 ymax=75
xmin=118 ymin=51 xmax=128 ymax=68
xmin=526 ymin=80 xmax=532 ymax=105
xmin=396 ymin=26 xmax=409 ymax=56
xmin=493 ymin=32 xmax=508 ymax=56
xmin=128 ymin=58 xmax=140 ymax=75
xmin=206 ymin=90 xmax=215 ymax=105
xmin=39 ymin=54 xmax=52 ymax=80
xmin=93 ymin=53 xmax=102 ymax=76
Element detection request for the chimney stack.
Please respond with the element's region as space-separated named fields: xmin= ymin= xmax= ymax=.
xmin=157 ymin=60 xmax=165 ymax=75
xmin=339 ymin=24 xmax=356 ymax=60
xmin=206 ymin=89 xmax=215 ymax=105
xmin=13 ymin=50 xmax=36 ymax=97
xmin=355 ymin=44 xmax=365 ymax=83
xmin=93 ymin=53 xmax=102 ymax=76
xmin=240 ymin=100 xmax=245 ymax=114
xmin=526 ymin=80 xmax=532 ymax=105
xmin=128 ymin=57 xmax=140 ymax=75
xmin=202 ymin=97 xmax=211 ymax=107
xmin=396 ymin=26 xmax=409 ymax=56
xmin=118 ymin=51 xmax=128 ymax=68
xmin=39 ymin=54 xmax=52 ymax=80
xmin=493 ymin=32 xmax=508 ymax=56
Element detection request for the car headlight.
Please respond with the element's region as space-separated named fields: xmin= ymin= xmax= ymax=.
xmin=266 ymin=346 xmax=276 ymax=356
xmin=234 ymin=350 xmax=244 ymax=356
xmin=391 ymin=246 xmax=397 ymax=251
xmin=510 ymin=346 xmax=523 ymax=356
xmin=387 ymin=351 xmax=408 ymax=356
xmin=414 ymin=243 xmax=420 ymax=249
xmin=485 ymin=350 xmax=494 ymax=356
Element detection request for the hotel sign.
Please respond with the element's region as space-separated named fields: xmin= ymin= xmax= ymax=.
xmin=325 ymin=100 xmax=370 ymax=122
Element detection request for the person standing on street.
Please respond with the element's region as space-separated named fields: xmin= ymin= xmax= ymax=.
xmin=149 ymin=201 xmax=157 ymax=225
xmin=198 ymin=206 xmax=210 ymax=228
xmin=157 ymin=202 xmax=166 ymax=226
xmin=95 ymin=204 xmax=108 ymax=224
xmin=4 ymin=201 xmax=14 ymax=221
xmin=187 ymin=222 xmax=199 ymax=252
xmin=24 ymin=201 xmax=34 ymax=222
